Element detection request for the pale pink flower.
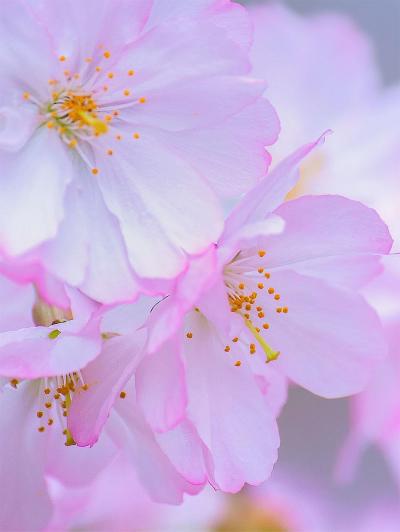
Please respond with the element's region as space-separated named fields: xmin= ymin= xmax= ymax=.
xmin=336 ymin=256 xmax=400 ymax=486
xmin=0 ymin=278 xmax=197 ymax=530
xmin=0 ymin=0 xmax=279 ymax=303
xmin=68 ymin=137 xmax=391 ymax=495
xmin=249 ymin=3 xmax=400 ymax=250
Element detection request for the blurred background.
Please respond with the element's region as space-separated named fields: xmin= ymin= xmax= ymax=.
xmin=241 ymin=0 xmax=400 ymax=84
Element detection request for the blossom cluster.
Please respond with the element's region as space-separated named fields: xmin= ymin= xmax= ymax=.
xmin=0 ymin=1 xmax=398 ymax=530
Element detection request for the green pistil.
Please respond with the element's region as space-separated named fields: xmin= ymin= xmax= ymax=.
xmin=245 ymin=319 xmax=280 ymax=363
xmin=48 ymin=329 xmax=61 ymax=340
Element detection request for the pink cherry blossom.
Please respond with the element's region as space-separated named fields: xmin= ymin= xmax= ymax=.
xmin=0 ymin=0 xmax=279 ymax=303
xmin=144 ymin=137 xmax=391 ymax=395
xmin=0 ymin=277 xmax=198 ymax=530
xmin=67 ymin=137 xmax=391 ymax=496
xmin=336 ymin=255 xmax=400 ymax=485
xmin=248 ymin=3 xmax=400 ymax=251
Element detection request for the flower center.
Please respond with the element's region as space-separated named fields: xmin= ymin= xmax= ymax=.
xmin=223 ymin=249 xmax=288 ymax=366
xmin=9 ymin=373 xmax=88 ymax=446
xmin=44 ymin=90 xmax=109 ymax=141
xmin=22 ymin=49 xmax=146 ymax=172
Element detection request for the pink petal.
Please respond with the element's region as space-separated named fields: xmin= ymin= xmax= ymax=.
xmin=0 ymin=129 xmax=73 ymax=256
xmin=68 ymin=331 xmax=146 ymax=447
xmin=0 ymin=383 xmax=52 ymax=531
xmin=146 ymin=246 xmax=218 ymax=353
xmin=154 ymin=100 xmax=279 ymax=197
xmin=222 ymin=135 xmax=327 ymax=240
xmin=96 ymin=133 xmax=223 ymax=279
xmin=260 ymin=270 xmax=386 ymax=397
xmin=0 ymin=276 xmax=34 ymax=332
xmin=38 ymin=168 xmax=139 ymax=304
xmin=109 ymin=399 xmax=204 ymax=503
xmin=0 ymin=312 xmax=102 ymax=379
xmin=266 ymin=195 xmax=393 ymax=269
xmin=156 ymin=420 xmax=208 ymax=485
xmin=0 ymin=0 xmax=58 ymax=99
xmin=136 ymin=336 xmax=188 ymax=432
xmin=184 ymin=313 xmax=280 ymax=491
xmin=0 ymin=106 xmax=38 ymax=152
xmin=125 ymin=77 xmax=267 ymax=131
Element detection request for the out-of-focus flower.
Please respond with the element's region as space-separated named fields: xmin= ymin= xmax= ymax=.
xmin=337 ymin=256 xmax=400 ymax=487
xmin=47 ymin=462 xmax=329 ymax=532
xmin=249 ymin=3 xmax=400 ymax=249
xmin=0 ymin=278 xmax=199 ymax=530
xmin=69 ymin=138 xmax=391 ymax=496
xmin=0 ymin=0 xmax=279 ymax=303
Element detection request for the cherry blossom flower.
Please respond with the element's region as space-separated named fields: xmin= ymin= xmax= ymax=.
xmin=0 ymin=278 xmax=200 ymax=530
xmin=0 ymin=0 xmax=279 ymax=303
xmin=68 ymin=137 xmax=391 ymax=495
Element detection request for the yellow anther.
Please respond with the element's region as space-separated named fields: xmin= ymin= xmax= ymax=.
xmin=128 ymin=69 xmax=135 ymax=76
xmin=69 ymin=139 xmax=78 ymax=149
xmin=263 ymin=323 xmax=270 ymax=330
xmin=116 ymin=134 xmax=122 ymax=141
xmin=257 ymin=283 xmax=264 ymax=289
xmin=103 ymin=51 xmax=111 ymax=59
xmin=45 ymin=402 xmax=52 ymax=409
xmin=85 ymin=57 xmax=93 ymax=63
xmin=283 ymin=307 xmax=289 ymax=313
xmin=59 ymin=55 xmax=67 ymax=62
xmin=23 ymin=92 xmax=30 ymax=100
xmin=38 ymin=427 xmax=45 ymax=433
xmin=92 ymin=168 xmax=99 ymax=175
xmin=120 ymin=391 xmax=127 ymax=399
xmin=268 ymin=288 xmax=275 ymax=295
xmin=274 ymin=294 xmax=281 ymax=301
xmin=232 ymin=337 xmax=239 ymax=343
xmin=107 ymin=72 xmax=114 ymax=79
xmin=107 ymin=149 xmax=113 ymax=156
xmin=224 ymin=346 xmax=230 ymax=352
xmin=44 ymin=388 xmax=51 ymax=395
xmin=258 ymin=268 xmax=264 ymax=274
xmin=123 ymin=89 xmax=131 ymax=97
xmin=258 ymin=250 xmax=266 ymax=257
xmin=234 ymin=360 xmax=242 ymax=367
xmin=133 ymin=132 xmax=140 ymax=139
xmin=37 ymin=411 xmax=44 ymax=418
xmin=139 ymin=97 xmax=147 ymax=104
xmin=186 ymin=332 xmax=193 ymax=339
xmin=48 ymin=419 xmax=54 ymax=426
xmin=96 ymin=66 xmax=102 ymax=72
xmin=238 ymin=283 xmax=245 ymax=290
xmin=264 ymin=273 xmax=271 ymax=279
xmin=82 ymin=384 xmax=89 ymax=391
xmin=276 ymin=307 xmax=282 ymax=313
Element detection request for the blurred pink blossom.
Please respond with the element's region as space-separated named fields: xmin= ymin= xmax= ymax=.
xmin=249 ymin=3 xmax=400 ymax=249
